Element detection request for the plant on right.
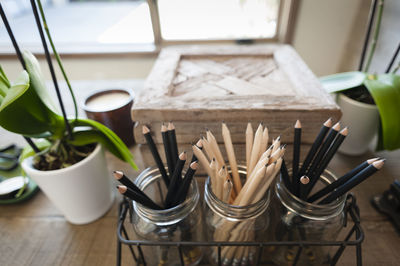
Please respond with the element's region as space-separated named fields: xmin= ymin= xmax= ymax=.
xmin=320 ymin=0 xmax=400 ymax=152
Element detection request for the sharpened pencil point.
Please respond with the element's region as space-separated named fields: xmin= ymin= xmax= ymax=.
xmin=373 ymin=159 xmax=385 ymax=169
xmin=190 ymin=161 xmax=198 ymax=169
xmin=300 ymin=175 xmax=310 ymax=184
xmin=113 ymin=170 xmax=124 ymax=179
xmin=332 ymin=122 xmax=341 ymax=131
xmin=142 ymin=125 xmax=150 ymax=134
xmin=324 ymin=118 xmax=333 ymax=127
xmin=167 ymin=122 xmax=175 ymax=130
xmin=367 ymin=158 xmax=379 ymax=164
xmin=295 ymin=120 xmax=302 ymax=128
xmin=339 ymin=127 xmax=349 ymax=136
xmin=161 ymin=123 xmax=168 ymax=132
xmin=196 ymin=139 xmax=203 ymax=148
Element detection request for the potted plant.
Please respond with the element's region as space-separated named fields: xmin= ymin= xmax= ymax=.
xmin=0 ymin=2 xmax=137 ymax=224
xmin=320 ymin=0 xmax=400 ymax=155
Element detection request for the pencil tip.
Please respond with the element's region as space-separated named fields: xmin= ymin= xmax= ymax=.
xmin=340 ymin=127 xmax=349 ymax=136
xmin=190 ymin=161 xmax=198 ymax=169
xmin=142 ymin=125 xmax=150 ymax=134
xmin=113 ymin=170 xmax=123 ymax=179
xmin=367 ymin=157 xmax=379 ymax=164
xmin=300 ymin=175 xmax=310 ymax=184
xmin=373 ymin=159 xmax=385 ymax=169
xmin=324 ymin=118 xmax=333 ymax=127
xmin=196 ymin=139 xmax=203 ymax=148
xmin=161 ymin=124 xmax=168 ymax=132
xmin=295 ymin=119 xmax=302 ymax=128
xmin=332 ymin=122 xmax=341 ymax=131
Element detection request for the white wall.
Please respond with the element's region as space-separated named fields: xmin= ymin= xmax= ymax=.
xmin=0 ymin=0 xmax=367 ymax=81
xmin=292 ymin=0 xmax=364 ymax=76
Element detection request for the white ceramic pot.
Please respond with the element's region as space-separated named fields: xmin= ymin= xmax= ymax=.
xmin=336 ymin=93 xmax=380 ymax=155
xmin=21 ymin=144 xmax=114 ymax=224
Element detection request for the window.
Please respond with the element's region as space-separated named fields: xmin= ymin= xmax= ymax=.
xmin=0 ymin=0 xmax=294 ymax=54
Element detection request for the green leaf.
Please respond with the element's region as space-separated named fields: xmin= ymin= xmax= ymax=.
xmin=364 ymin=74 xmax=400 ymax=150
xmin=68 ymin=130 xmax=124 ymax=161
xmin=71 ymin=119 xmax=138 ymax=170
xmin=22 ymin=50 xmax=60 ymax=113
xmin=0 ymin=70 xmax=64 ymax=135
xmin=320 ymin=71 xmax=367 ymax=93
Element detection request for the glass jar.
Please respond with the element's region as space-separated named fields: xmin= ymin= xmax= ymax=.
xmin=270 ymin=168 xmax=347 ymax=265
xmin=131 ymin=167 xmax=203 ymax=266
xmin=203 ymin=165 xmax=271 ymax=266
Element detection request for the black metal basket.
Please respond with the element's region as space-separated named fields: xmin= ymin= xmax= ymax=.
xmin=116 ymin=193 xmax=363 ymax=266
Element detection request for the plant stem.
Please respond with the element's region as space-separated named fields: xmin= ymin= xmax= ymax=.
xmin=30 ymin=0 xmax=73 ymax=140
xmin=36 ymin=0 xmax=78 ymax=122
xmin=393 ymin=61 xmax=400 ymax=74
xmin=358 ymin=0 xmax=378 ymax=71
xmin=364 ymin=0 xmax=385 ymax=73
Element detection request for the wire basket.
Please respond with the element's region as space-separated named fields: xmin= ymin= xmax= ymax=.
xmin=117 ymin=192 xmax=363 ymax=266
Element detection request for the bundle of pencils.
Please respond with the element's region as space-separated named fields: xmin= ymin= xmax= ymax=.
xmin=114 ymin=122 xmax=198 ymax=210
xmin=283 ymin=118 xmax=385 ymax=204
xmin=194 ymin=122 xmax=284 ymax=264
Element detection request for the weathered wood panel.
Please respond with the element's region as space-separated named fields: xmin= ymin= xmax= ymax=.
xmin=132 ymin=45 xmax=341 ymax=144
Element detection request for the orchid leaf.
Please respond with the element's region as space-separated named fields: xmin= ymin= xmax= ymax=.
xmin=0 ymin=70 xmax=64 ymax=136
xmin=364 ymin=74 xmax=400 ymax=150
xmin=22 ymin=50 xmax=60 ymax=113
xmin=72 ymin=119 xmax=137 ymax=170
xmin=320 ymin=71 xmax=367 ymax=93
xmin=68 ymin=130 xmax=124 ymax=162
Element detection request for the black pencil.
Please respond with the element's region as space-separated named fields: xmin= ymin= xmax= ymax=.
xmin=308 ymin=158 xmax=378 ymax=202
xmin=319 ymin=160 xmax=384 ymax=204
xmin=293 ymin=120 xmax=301 ymax=196
xmin=297 ymin=118 xmax=333 ymax=180
xmin=280 ymin=159 xmax=292 ymax=192
xmin=165 ymin=152 xmax=187 ymax=208
xmin=300 ymin=175 xmax=310 ymax=185
xmin=305 ymin=127 xmax=348 ymax=196
xmin=117 ymin=185 xmax=163 ymax=210
xmin=171 ymin=162 xmax=198 ymax=206
xmin=143 ymin=125 xmax=169 ymax=187
xmin=306 ymin=122 xmax=341 ymax=177
xmin=168 ymin=122 xmax=179 ymax=169
xmin=113 ymin=170 xmax=148 ymax=197
xmin=162 ymin=123 xmax=175 ymax=177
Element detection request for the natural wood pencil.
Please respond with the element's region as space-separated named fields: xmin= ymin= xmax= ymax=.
xmin=246 ymin=122 xmax=253 ymax=179
xmin=222 ymin=123 xmax=242 ymax=194
xmin=248 ymin=123 xmax=263 ymax=177
xmin=207 ymin=129 xmax=225 ymax=167
xmin=201 ymin=136 xmax=214 ymax=161
xmin=192 ymin=144 xmax=212 ymax=177
xmin=271 ymin=136 xmax=281 ymax=154
xmin=209 ymin=158 xmax=218 ymax=196
xmin=260 ymin=126 xmax=269 ymax=158
xmin=222 ymin=179 xmax=233 ymax=203
xmin=216 ymin=166 xmax=226 ymax=200
xmin=252 ymin=158 xmax=283 ymax=203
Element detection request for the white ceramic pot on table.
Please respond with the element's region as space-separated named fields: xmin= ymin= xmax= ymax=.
xmin=336 ymin=93 xmax=380 ymax=156
xmin=21 ymin=144 xmax=114 ymax=224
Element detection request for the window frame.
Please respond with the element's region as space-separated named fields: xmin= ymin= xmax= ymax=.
xmin=0 ymin=0 xmax=298 ymax=57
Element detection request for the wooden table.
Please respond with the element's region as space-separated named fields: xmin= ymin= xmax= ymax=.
xmin=1 ymin=81 xmax=399 ymax=265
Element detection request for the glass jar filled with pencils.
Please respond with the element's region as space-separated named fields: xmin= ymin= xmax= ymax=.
xmin=203 ymin=165 xmax=272 ymax=266
xmin=270 ymin=169 xmax=347 ymax=266
xmin=130 ymin=166 xmax=203 ymax=266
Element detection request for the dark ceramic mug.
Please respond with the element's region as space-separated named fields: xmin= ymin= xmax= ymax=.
xmin=82 ymin=89 xmax=135 ymax=146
